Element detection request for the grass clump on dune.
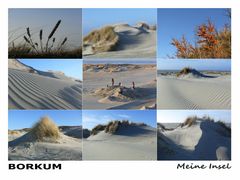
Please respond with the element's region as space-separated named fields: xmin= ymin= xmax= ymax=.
xmin=176 ymin=67 xmax=192 ymax=77
xmin=181 ymin=116 xmax=197 ymax=127
xmin=83 ymin=26 xmax=119 ymax=53
xmin=91 ymin=120 xmax=147 ymax=135
xmin=105 ymin=121 xmax=119 ymax=134
xmin=30 ymin=116 xmax=60 ymax=141
xmin=91 ymin=124 xmax=106 ymax=135
xmin=8 ymin=130 xmax=21 ymax=136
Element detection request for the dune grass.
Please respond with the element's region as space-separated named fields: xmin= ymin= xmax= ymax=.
xmin=9 ymin=20 xmax=82 ymax=58
xmin=181 ymin=116 xmax=197 ymax=127
xmin=181 ymin=115 xmax=231 ymax=133
xmin=83 ymin=26 xmax=119 ymax=53
xmin=176 ymin=67 xmax=192 ymax=77
xmin=8 ymin=130 xmax=21 ymax=136
xmin=84 ymin=26 xmax=118 ymax=43
xmin=9 ymin=46 xmax=82 ymax=58
xmin=30 ymin=116 xmax=60 ymax=141
xmin=91 ymin=120 xmax=147 ymax=135
xmin=91 ymin=124 xmax=106 ymax=135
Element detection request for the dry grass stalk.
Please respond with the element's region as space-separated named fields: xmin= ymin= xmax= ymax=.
xmin=30 ymin=116 xmax=60 ymax=141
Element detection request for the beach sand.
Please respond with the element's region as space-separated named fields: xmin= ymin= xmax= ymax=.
xmin=8 ymin=59 xmax=82 ymax=109
xmin=83 ymin=123 xmax=157 ymax=160
xmin=83 ymin=23 xmax=156 ymax=58
xmin=83 ymin=64 xmax=156 ymax=109
xmin=157 ymin=119 xmax=231 ymax=160
xmin=157 ymin=72 xmax=231 ymax=109
xmin=8 ymin=126 xmax=82 ymax=160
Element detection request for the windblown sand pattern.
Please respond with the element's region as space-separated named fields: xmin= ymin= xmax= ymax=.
xmin=9 ymin=69 xmax=82 ymax=109
xmin=157 ymin=73 xmax=231 ymax=109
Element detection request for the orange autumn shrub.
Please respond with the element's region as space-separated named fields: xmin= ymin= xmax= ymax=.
xmin=171 ymin=20 xmax=231 ymax=59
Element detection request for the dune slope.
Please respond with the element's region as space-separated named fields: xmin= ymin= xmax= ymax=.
xmin=157 ymin=75 xmax=231 ymax=109
xmin=9 ymin=134 xmax=82 ymax=160
xmin=8 ymin=123 xmax=82 ymax=160
xmin=9 ymin=69 xmax=82 ymax=109
xmin=83 ymin=23 xmax=156 ymax=58
xmin=83 ymin=123 xmax=157 ymax=160
xmin=158 ymin=120 xmax=231 ymax=160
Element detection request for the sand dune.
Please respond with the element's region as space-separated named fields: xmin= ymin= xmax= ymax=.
xmin=83 ymin=64 xmax=156 ymax=109
xmin=8 ymin=59 xmax=82 ymax=109
xmin=9 ymin=119 xmax=82 ymax=161
xmin=157 ymin=73 xmax=231 ymax=109
xmin=83 ymin=121 xmax=157 ymax=160
xmin=60 ymin=126 xmax=83 ymax=139
xmin=9 ymin=134 xmax=82 ymax=160
xmin=158 ymin=118 xmax=231 ymax=160
xmin=83 ymin=23 xmax=156 ymax=58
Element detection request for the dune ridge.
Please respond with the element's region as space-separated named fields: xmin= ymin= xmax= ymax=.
xmin=90 ymin=120 xmax=147 ymax=135
xmin=8 ymin=117 xmax=82 ymax=160
xmin=176 ymin=67 xmax=215 ymax=78
xmin=157 ymin=74 xmax=231 ymax=109
xmin=83 ymin=23 xmax=156 ymax=58
xmin=83 ymin=120 xmax=157 ymax=160
xmin=158 ymin=117 xmax=231 ymax=160
xmin=9 ymin=68 xmax=82 ymax=109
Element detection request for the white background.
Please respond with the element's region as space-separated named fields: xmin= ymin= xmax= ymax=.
xmin=0 ymin=0 xmax=239 ymax=179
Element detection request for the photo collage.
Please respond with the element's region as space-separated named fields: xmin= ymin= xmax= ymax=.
xmin=8 ymin=8 xmax=231 ymax=160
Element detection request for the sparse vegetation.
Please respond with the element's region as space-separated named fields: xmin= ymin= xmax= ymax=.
xmin=93 ymin=76 xmax=151 ymax=102
xmin=176 ymin=67 xmax=192 ymax=77
xmin=91 ymin=120 xmax=147 ymax=135
xmin=9 ymin=20 xmax=82 ymax=58
xmin=137 ymin=22 xmax=150 ymax=29
xmin=29 ymin=69 xmax=36 ymax=73
xmin=91 ymin=124 xmax=106 ymax=135
xmin=136 ymin=22 xmax=156 ymax=31
xmin=105 ymin=121 xmax=120 ymax=134
xmin=94 ymin=85 xmax=147 ymax=102
xmin=21 ymin=128 xmax=32 ymax=132
xmin=181 ymin=116 xmax=197 ymax=127
xmin=8 ymin=130 xmax=21 ymax=136
xmin=171 ymin=18 xmax=231 ymax=59
xmin=202 ymin=115 xmax=215 ymax=122
xmin=83 ymin=26 xmax=119 ymax=53
xmin=30 ymin=116 xmax=60 ymax=141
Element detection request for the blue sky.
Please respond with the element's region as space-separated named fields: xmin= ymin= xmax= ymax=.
xmin=157 ymin=110 xmax=231 ymax=123
xmin=157 ymin=59 xmax=231 ymax=71
xmin=20 ymin=59 xmax=83 ymax=80
xmin=157 ymin=8 xmax=231 ymax=58
xmin=83 ymin=8 xmax=156 ymax=35
xmin=9 ymin=110 xmax=82 ymax=130
xmin=9 ymin=9 xmax=82 ymax=48
xmin=83 ymin=110 xmax=156 ymax=130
